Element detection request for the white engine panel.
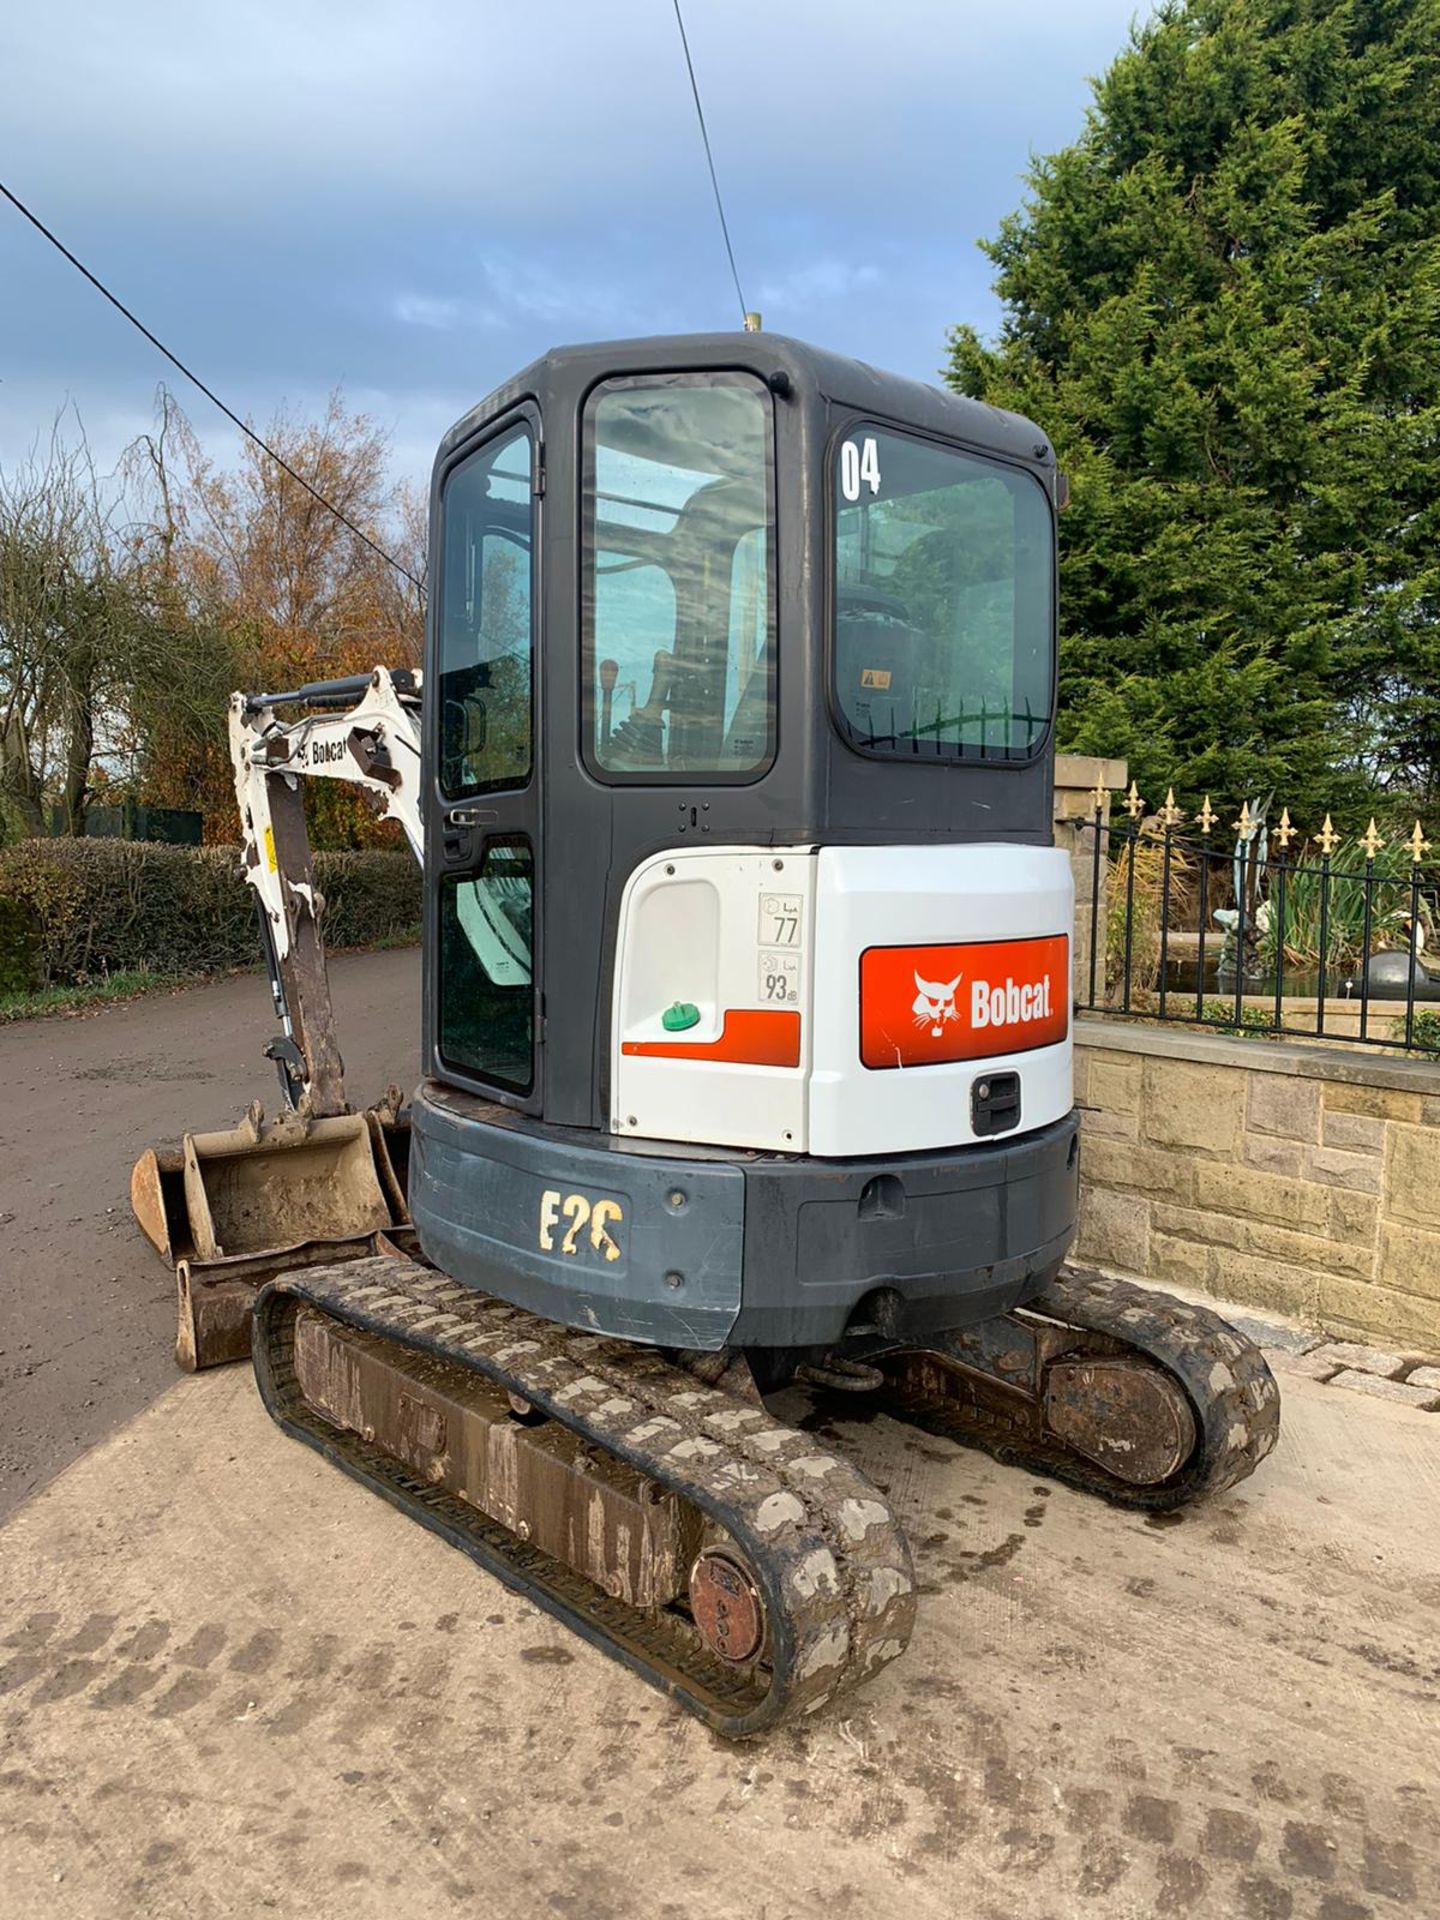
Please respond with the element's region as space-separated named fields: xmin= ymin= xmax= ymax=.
xmin=809 ymin=843 xmax=1074 ymax=1158
xmin=610 ymin=842 xmax=1074 ymax=1158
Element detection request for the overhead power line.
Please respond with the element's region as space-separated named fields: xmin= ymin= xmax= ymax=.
xmin=671 ymin=0 xmax=749 ymax=326
xmin=0 ymin=179 xmax=425 ymax=593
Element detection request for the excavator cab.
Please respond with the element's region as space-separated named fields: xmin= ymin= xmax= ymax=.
xmin=133 ymin=334 xmax=1279 ymax=1738
xmin=410 ymin=334 xmax=1076 ymax=1364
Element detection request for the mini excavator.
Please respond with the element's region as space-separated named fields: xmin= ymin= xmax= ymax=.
xmin=132 ymin=334 xmax=1279 ymax=1735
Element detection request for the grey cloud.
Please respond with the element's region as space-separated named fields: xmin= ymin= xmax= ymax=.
xmin=392 ymin=294 xmax=469 ymax=332
xmin=1 ymin=0 xmax=1149 ymax=486
xmin=757 ymin=260 xmax=883 ymax=311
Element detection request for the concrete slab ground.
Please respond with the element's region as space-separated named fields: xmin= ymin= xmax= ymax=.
xmin=3 ymin=1358 xmax=1437 ymax=1919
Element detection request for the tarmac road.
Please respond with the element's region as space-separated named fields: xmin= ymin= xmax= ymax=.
xmin=0 ymin=948 xmax=422 ymax=1522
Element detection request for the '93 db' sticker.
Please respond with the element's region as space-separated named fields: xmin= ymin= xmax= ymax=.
xmin=758 ymin=951 xmax=800 ymax=1003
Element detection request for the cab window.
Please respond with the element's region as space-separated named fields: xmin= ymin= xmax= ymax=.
xmin=438 ymin=427 xmax=533 ymax=798
xmin=833 ymin=427 xmax=1053 ymax=761
xmin=582 ymin=376 xmax=775 ymax=781
xmin=438 ymin=840 xmax=534 ymax=1091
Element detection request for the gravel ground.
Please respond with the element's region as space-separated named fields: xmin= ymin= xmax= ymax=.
xmin=2 ymin=951 xmax=1437 ymax=1916
xmin=1 ymin=1357 xmax=1437 ymax=1918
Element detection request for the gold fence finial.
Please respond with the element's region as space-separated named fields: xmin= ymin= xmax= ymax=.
xmin=1407 ymin=820 xmax=1432 ymax=863
xmin=1234 ymin=800 xmax=1254 ymax=840
xmin=1124 ymin=780 xmax=1145 ymax=820
xmin=1274 ymin=806 xmax=1296 ymax=850
xmin=1091 ymin=772 xmax=1109 ymax=812
xmin=1198 ymin=794 xmax=1217 ymax=835
xmin=1361 ymin=817 xmax=1385 ymax=860
xmin=1160 ymin=787 xmax=1183 ymax=829
xmin=1318 ymin=814 xmax=1340 ymax=856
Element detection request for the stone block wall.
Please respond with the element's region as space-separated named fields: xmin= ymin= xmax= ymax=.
xmin=1074 ymin=1019 xmax=1440 ymax=1354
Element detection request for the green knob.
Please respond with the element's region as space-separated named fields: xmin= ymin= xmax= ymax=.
xmin=662 ymin=1001 xmax=701 ymax=1032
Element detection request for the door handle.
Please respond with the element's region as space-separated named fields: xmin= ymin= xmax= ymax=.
xmin=445 ymin=806 xmax=498 ymax=828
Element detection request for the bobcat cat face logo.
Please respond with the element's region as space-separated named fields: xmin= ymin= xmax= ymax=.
xmin=912 ymin=970 xmax=962 ymax=1037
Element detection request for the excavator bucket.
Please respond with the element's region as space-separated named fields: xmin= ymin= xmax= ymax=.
xmin=131 ymin=1099 xmax=416 ymax=1370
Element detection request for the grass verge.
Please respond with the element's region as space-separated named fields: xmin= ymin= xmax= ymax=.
xmin=0 ymin=968 xmax=210 ymax=1022
xmin=0 ymin=932 xmax=419 ymax=1024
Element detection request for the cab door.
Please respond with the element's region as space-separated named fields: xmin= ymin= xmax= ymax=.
xmin=425 ymin=407 xmax=543 ymax=1109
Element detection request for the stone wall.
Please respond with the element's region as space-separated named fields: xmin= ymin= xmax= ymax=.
xmin=1074 ymin=1018 xmax=1440 ymax=1354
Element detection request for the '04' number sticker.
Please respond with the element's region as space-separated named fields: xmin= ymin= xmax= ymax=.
xmin=839 ymin=436 xmax=882 ymax=502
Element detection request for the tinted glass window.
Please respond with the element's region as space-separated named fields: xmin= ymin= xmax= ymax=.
xmin=438 ymin=427 xmax=533 ymax=797
xmin=438 ymin=840 xmax=534 ymax=1090
xmin=583 ymin=378 xmax=774 ymax=780
xmin=833 ymin=428 xmax=1053 ymax=761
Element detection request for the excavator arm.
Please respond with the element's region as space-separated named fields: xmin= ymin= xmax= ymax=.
xmin=230 ymin=667 xmax=423 ymax=1116
xmin=131 ymin=666 xmax=425 ymax=1368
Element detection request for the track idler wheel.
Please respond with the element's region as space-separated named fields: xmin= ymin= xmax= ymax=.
xmin=689 ymin=1551 xmax=766 ymax=1665
xmin=874 ymin=1267 xmax=1280 ymax=1510
xmin=1043 ymin=1356 xmax=1197 ymax=1486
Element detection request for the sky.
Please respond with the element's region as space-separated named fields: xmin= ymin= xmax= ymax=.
xmin=0 ymin=0 xmax=1148 ymax=494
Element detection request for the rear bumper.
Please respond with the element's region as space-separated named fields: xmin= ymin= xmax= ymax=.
xmin=733 ymin=1110 xmax=1079 ymax=1348
xmin=410 ymin=1080 xmax=1079 ymax=1353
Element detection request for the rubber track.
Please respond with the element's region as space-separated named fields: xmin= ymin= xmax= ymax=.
xmin=252 ymin=1255 xmax=915 ymax=1737
xmin=880 ymin=1267 xmax=1282 ymax=1512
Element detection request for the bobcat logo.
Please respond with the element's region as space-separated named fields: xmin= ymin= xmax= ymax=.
xmin=912 ymin=970 xmax=962 ymax=1037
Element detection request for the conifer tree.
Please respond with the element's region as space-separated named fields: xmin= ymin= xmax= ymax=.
xmin=949 ymin=0 xmax=1440 ymax=823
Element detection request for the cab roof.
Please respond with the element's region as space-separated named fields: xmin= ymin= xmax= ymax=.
xmin=434 ymin=331 xmax=1052 ymax=479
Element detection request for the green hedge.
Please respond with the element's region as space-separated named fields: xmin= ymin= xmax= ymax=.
xmin=0 ymin=838 xmax=420 ymax=988
xmin=316 ymin=847 xmax=424 ymax=950
xmin=0 ymin=895 xmax=41 ymax=995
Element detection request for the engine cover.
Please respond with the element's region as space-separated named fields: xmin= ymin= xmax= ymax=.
xmin=610 ymin=842 xmax=1073 ymax=1158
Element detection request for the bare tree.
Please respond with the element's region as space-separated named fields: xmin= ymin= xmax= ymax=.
xmin=0 ymin=387 xmax=425 ymax=844
xmin=0 ymin=408 xmax=230 ymax=840
xmin=148 ymin=388 xmax=425 ymax=843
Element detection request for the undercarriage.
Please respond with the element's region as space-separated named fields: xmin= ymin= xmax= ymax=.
xmin=253 ymin=1252 xmax=1279 ymax=1734
xmin=255 ymin=1255 xmax=918 ymax=1736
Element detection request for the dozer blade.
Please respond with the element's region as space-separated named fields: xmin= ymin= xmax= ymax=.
xmin=131 ymin=1099 xmax=415 ymax=1370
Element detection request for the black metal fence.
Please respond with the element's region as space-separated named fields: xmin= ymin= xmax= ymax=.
xmin=1078 ymin=793 xmax=1440 ymax=1053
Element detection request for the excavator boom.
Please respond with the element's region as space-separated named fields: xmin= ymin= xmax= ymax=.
xmin=131 ymin=666 xmax=425 ymax=1367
